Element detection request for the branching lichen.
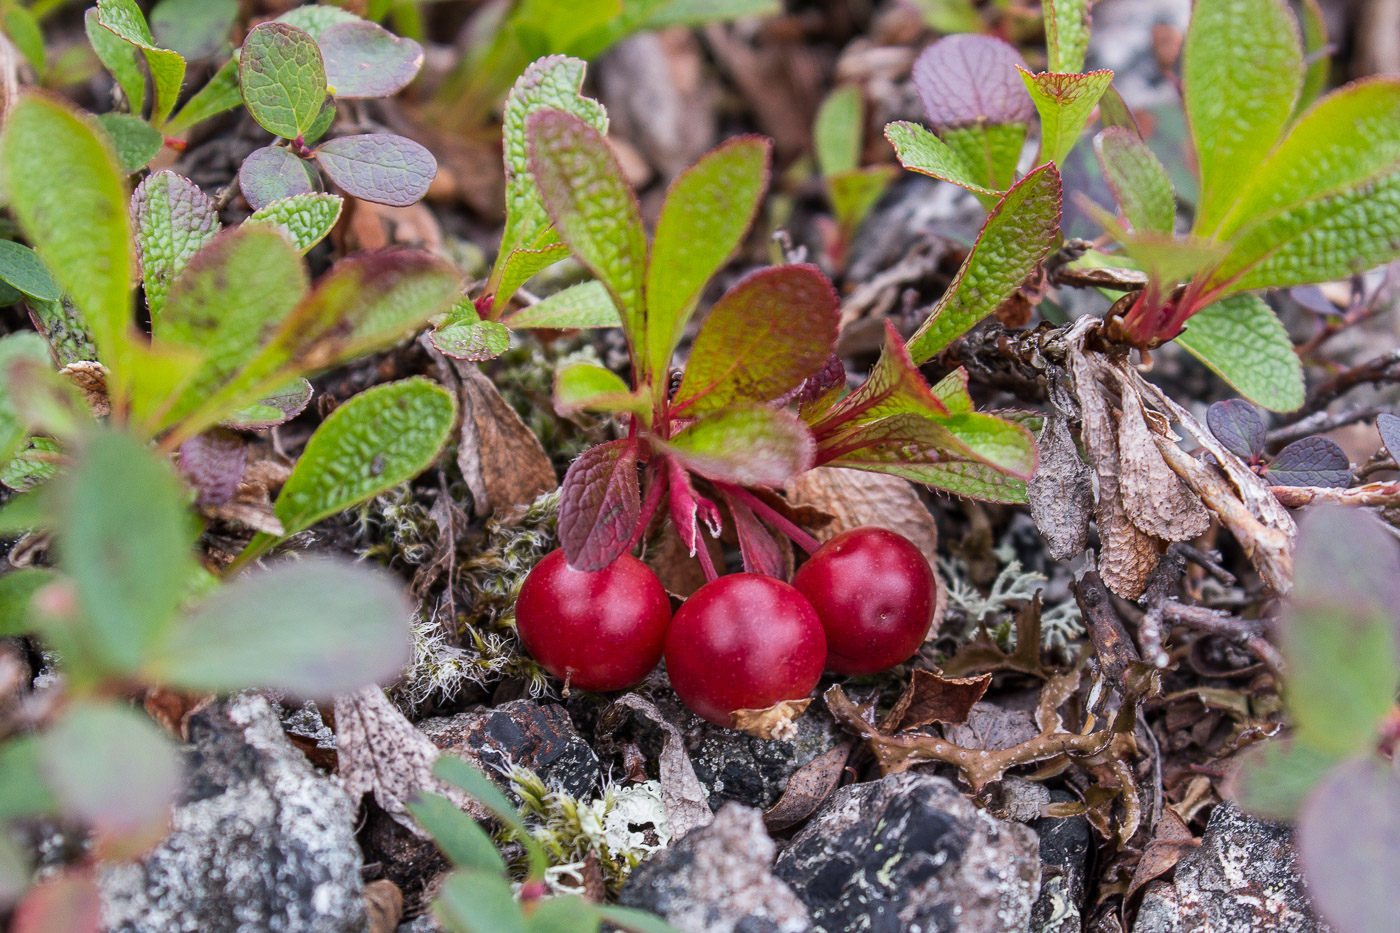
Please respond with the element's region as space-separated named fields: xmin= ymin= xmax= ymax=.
xmin=939 ymin=544 xmax=1084 ymax=653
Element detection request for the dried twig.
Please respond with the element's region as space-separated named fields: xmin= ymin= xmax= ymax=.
xmin=1157 ymin=601 xmax=1284 ymax=674
xmin=1269 ymin=482 xmax=1400 ymax=508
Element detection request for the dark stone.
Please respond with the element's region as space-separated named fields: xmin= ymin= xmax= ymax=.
xmin=1132 ymin=802 xmax=1332 ymax=933
xmin=774 ymin=772 xmax=1040 ymax=933
xmin=99 ymin=695 xmax=366 ymax=933
xmin=1030 ymin=791 xmax=1093 ymax=933
xmin=620 ymin=803 xmax=811 ymax=933
xmin=418 ymin=699 xmax=599 ymax=798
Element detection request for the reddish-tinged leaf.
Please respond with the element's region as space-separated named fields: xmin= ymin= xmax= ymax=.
xmin=315 ymin=134 xmax=435 ymax=207
xmin=11 ymin=869 xmax=101 ymax=933
xmin=238 ymin=22 xmax=327 ymax=139
xmin=1206 ymin=399 xmax=1266 ymax=460
xmin=661 ymin=405 xmax=815 ymax=487
xmin=178 ymin=428 xmax=246 ymax=505
xmin=814 ymin=322 xmax=950 ymax=430
xmin=238 ymin=145 xmax=317 ymax=211
xmin=720 ymin=489 xmax=785 ymax=577
xmin=132 ymin=170 xmax=222 ymax=317
xmin=797 ymin=355 xmax=847 ymax=422
xmin=223 ymin=379 xmax=314 ymax=429
xmin=911 ymin=34 xmax=1035 ymax=132
xmin=672 ymin=264 xmax=839 ymax=414
xmin=527 ymin=110 xmax=648 ymax=373
xmin=1018 ymin=68 xmax=1113 ymax=166
xmin=1266 ymin=436 xmax=1351 ymax=488
xmin=319 ymin=20 xmax=422 ymax=99
xmin=559 ymin=438 xmax=642 ymax=571
xmin=666 ymin=460 xmax=722 ymax=559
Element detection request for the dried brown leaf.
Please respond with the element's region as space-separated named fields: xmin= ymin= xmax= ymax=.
xmin=59 ymin=361 xmax=111 ymax=417
xmin=1027 ymin=415 xmax=1093 ymax=560
xmin=1112 ymin=370 xmax=1211 ymax=542
xmin=730 ymin=698 xmax=813 ymax=740
xmin=942 ymin=596 xmax=1054 ymax=679
xmin=364 ymin=879 xmax=404 ymax=933
xmin=603 ymin=694 xmax=713 ymax=838
xmin=880 ymin=668 xmax=992 ymax=734
xmin=763 ymin=742 xmax=852 ymax=832
xmin=452 ymin=361 xmax=557 ymax=518
xmin=1126 ymin=807 xmax=1199 ymax=905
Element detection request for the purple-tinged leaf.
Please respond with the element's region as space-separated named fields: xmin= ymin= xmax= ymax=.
xmin=10 ymin=868 xmax=102 ymax=933
xmin=222 ymin=379 xmax=313 ymax=430
xmin=558 ymin=438 xmax=642 ymax=571
xmin=177 ymin=428 xmax=246 ymax=506
xmin=151 ymin=0 xmax=236 ymax=60
xmin=1267 ymin=435 xmax=1350 ymax=488
xmin=239 ymin=22 xmax=328 ymax=139
xmin=720 ymin=489 xmax=785 ymax=578
xmin=911 ymin=34 xmax=1035 ymax=132
xmin=797 ymin=355 xmax=847 ymax=422
xmin=672 ymin=264 xmax=839 ymax=415
xmin=667 ymin=460 xmax=722 ymax=560
xmin=315 ymin=133 xmax=435 ymax=207
xmin=659 ymin=405 xmax=815 ymax=487
xmin=1298 ymin=756 xmax=1400 ymax=933
xmin=132 ymin=171 xmax=222 ymax=317
xmin=319 ymin=20 xmax=422 ymax=99
xmin=814 ymin=322 xmax=950 ymax=430
xmin=1206 ymin=399 xmax=1266 ymax=460
xmin=1379 ymin=412 xmax=1400 ymax=462
xmin=238 ymin=145 xmax=317 ymax=211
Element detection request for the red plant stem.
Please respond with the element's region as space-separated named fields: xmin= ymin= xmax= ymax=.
xmin=694 ymin=530 xmax=719 ymax=583
xmin=720 ymin=483 xmax=821 ymax=555
xmin=622 ymin=464 xmax=667 ymax=554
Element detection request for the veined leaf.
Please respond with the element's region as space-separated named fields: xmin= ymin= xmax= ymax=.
xmin=912 ymin=34 xmax=1035 ymax=132
xmin=166 ymin=57 xmax=242 ymax=135
xmin=1019 ymin=68 xmax=1113 ymax=166
xmin=557 ymin=437 xmax=642 ymax=571
xmin=884 ymin=121 xmax=1000 ymax=197
xmin=85 ymin=8 xmax=145 ymax=114
xmin=1184 ymin=0 xmax=1302 ymax=236
xmin=646 ymin=136 xmax=770 ymax=379
xmin=95 ymin=113 xmax=163 ymax=173
xmin=660 ymin=405 xmax=815 ymax=487
xmin=315 ymin=134 xmax=436 ymax=207
xmin=1045 ymin=0 xmax=1091 ymax=74
xmin=222 ymin=379 xmax=313 ymax=430
xmin=672 ymin=264 xmax=838 ymax=415
xmin=1175 ymin=294 xmax=1303 ymax=412
xmin=431 ymin=300 xmax=510 ymax=362
xmin=489 ymin=56 xmax=607 ymax=307
xmin=239 ymin=22 xmax=328 ymax=139
xmin=97 ymin=0 xmax=187 ymax=126
xmin=528 ymin=110 xmax=648 ymax=375
xmin=501 ymin=279 xmax=622 ymax=330
xmin=1 ymin=93 xmax=134 ymax=397
xmin=274 ymin=4 xmax=361 ymax=38
xmin=1094 ymin=127 xmax=1175 ymax=234
xmin=906 ymin=162 xmax=1062 ymax=363
xmin=245 ymin=192 xmax=343 ymax=253
xmin=238 ymin=145 xmax=318 ymax=211
xmin=319 ymin=20 xmax=423 ymax=99
xmin=941 ymin=123 xmax=1027 ymax=197
xmin=814 ymin=85 xmax=862 ymax=177
xmin=0 ymin=242 xmax=61 ymax=302
xmin=263 ymin=377 xmax=455 ymax=540
xmin=554 ymin=362 xmax=647 ymax=416
xmin=154 ymin=557 xmax=413 ymax=697
xmin=132 ymin=171 xmax=223 ymax=317
xmin=810 ymin=323 xmax=949 ymax=438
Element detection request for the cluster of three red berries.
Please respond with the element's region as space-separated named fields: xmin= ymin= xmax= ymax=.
xmin=514 ymin=527 xmax=938 ymax=726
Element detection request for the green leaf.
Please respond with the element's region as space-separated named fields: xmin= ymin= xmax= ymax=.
xmin=314 ymin=133 xmax=436 ymax=207
xmin=263 ymin=377 xmax=455 ymax=540
xmin=553 ymin=362 xmax=646 ymax=416
xmin=1183 ymin=0 xmax=1302 ymax=236
xmin=95 ymin=112 xmax=163 ymax=173
xmin=239 ymin=22 xmax=329 ymax=139
xmin=1296 ymin=0 xmax=1329 ymax=117
xmin=493 ymin=245 xmax=571 ymax=316
xmin=245 ymin=193 xmax=343 ymax=253
xmin=1229 ymin=737 xmax=1340 ymax=821
xmin=500 ymin=280 xmax=621 ymax=330
xmin=0 ymin=241 xmax=61 ymax=302
xmin=406 ymin=791 xmax=507 ymax=874
xmin=152 ymin=557 xmax=412 ymax=697
xmin=1019 ymin=68 xmax=1113 ymax=166
xmin=1 ymin=436 xmax=62 ymax=493
xmin=941 ymin=123 xmax=1026 ymax=199
xmin=49 ymin=429 xmax=198 ymax=674
xmin=672 ymin=265 xmax=838 ymax=414
xmin=1175 ymin=294 xmax=1303 ymax=412
xmin=238 ymin=145 xmax=319 ymax=211
xmin=275 ymin=4 xmax=362 ymax=39
xmin=645 ymin=136 xmax=770 ymax=380
xmin=1093 ymin=127 xmax=1176 ymax=234
xmin=527 ymin=110 xmax=647 ymax=375
xmin=906 ymin=162 xmax=1062 ymax=363
xmin=221 ymin=379 xmax=313 ymax=430
xmin=0 ymin=736 xmax=56 ymax=822
xmin=96 ymin=0 xmax=187 ymax=126
xmin=814 ymin=85 xmax=862 ymax=176
xmin=132 ymin=171 xmax=224 ymax=318
xmin=1 ymin=93 xmax=134 ymax=394
xmin=0 ymin=340 xmax=91 ymax=445
xmin=884 ymin=121 xmax=1000 ymax=197
xmin=165 ymin=57 xmax=243 ymax=135
xmin=431 ymin=300 xmax=511 ymax=362
xmin=151 ymin=0 xmax=237 ymax=60
xmin=1044 ymin=0 xmax=1091 ymax=74
xmin=660 ymin=405 xmax=814 ymax=487
xmin=38 ymin=701 xmax=181 ymax=841
xmin=433 ymin=755 xmax=534 ymax=842
xmin=525 ymin=896 xmax=599 ymax=933
xmin=4 ymin=6 xmax=46 ymax=77
xmin=828 ymin=166 xmax=896 ymax=240
xmin=489 ymin=55 xmax=607 ymax=308
xmin=634 ymin=0 xmax=780 ymax=27
xmin=86 ymin=8 xmax=145 ymax=114
xmin=433 ymin=869 xmax=526 ymax=933
xmin=0 ymin=567 xmax=54 ymax=636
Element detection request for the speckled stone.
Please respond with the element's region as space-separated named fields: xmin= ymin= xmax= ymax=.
xmin=1029 ymin=792 xmax=1092 ymax=933
xmin=417 ymin=699 xmax=599 ymax=797
xmin=99 ymin=695 xmax=366 ymax=933
xmin=620 ymin=803 xmax=812 ymax=933
xmin=1132 ymin=802 xmax=1332 ymax=933
xmin=773 ymin=772 xmax=1040 ymax=933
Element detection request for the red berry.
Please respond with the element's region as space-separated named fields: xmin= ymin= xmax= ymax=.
xmin=664 ymin=574 xmax=826 ymax=726
xmin=515 ymin=549 xmax=671 ymax=692
xmin=792 ymin=527 xmax=936 ymax=675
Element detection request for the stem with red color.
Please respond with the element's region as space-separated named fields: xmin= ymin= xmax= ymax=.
xmin=719 ymin=483 xmax=821 ymax=555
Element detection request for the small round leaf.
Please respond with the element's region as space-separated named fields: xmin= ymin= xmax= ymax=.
xmin=238 ymin=22 xmax=328 ymax=139
xmin=238 ymin=145 xmax=318 ymax=211
xmin=319 ymin=20 xmax=423 ymax=99
xmin=315 ymin=133 xmax=435 ymax=207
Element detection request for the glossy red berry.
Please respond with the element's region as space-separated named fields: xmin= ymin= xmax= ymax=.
xmin=792 ymin=527 xmax=936 ymax=675
xmin=515 ymin=549 xmax=671 ymax=692
xmin=664 ymin=573 xmax=826 ymax=726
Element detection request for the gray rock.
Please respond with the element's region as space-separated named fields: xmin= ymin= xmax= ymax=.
xmin=1029 ymin=793 xmax=1092 ymax=933
xmin=773 ymin=772 xmax=1041 ymax=933
xmin=418 ymin=699 xmax=599 ymax=798
xmin=100 ymin=695 xmax=366 ymax=933
xmin=1132 ymin=802 xmax=1332 ymax=933
xmin=620 ymin=803 xmax=811 ymax=933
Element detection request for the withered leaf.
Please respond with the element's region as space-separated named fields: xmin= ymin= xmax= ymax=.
xmin=1126 ymin=807 xmax=1199 ymax=905
xmin=452 ymin=360 xmax=557 ymax=517
xmin=943 ymin=596 xmax=1054 ymax=679
xmin=1027 ymin=415 xmax=1093 ymax=560
xmin=1112 ymin=369 xmax=1211 ymax=542
xmin=59 ymin=361 xmax=111 ymax=417
xmin=730 ymin=697 xmax=813 ymax=740
xmin=364 ymin=879 xmax=404 ymax=933
xmin=603 ymin=694 xmax=712 ymax=838
xmin=880 ymin=668 xmax=992 ymax=734
xmin=763 ymin=742 xmax=851 ymax=832
xmin=334 ymin=686 xmax=482 ymax=836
